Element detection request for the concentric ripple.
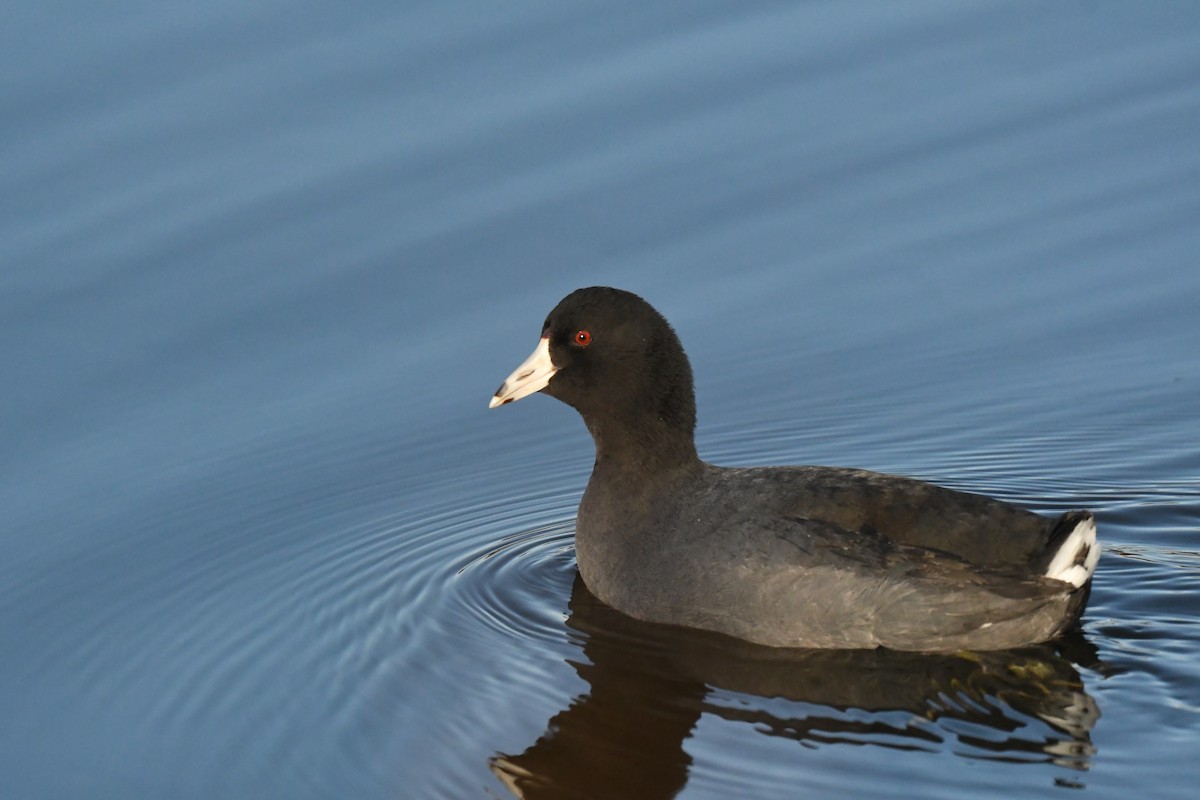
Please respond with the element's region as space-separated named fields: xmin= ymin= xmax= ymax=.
xmin=447 ymin=519 xmax=578 ymax=644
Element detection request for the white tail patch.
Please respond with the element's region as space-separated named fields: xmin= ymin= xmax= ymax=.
xmin=1045 ymin=514 xmax=1100 ymax=589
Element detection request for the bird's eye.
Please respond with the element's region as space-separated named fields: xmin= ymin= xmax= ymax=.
xmin=574 ymin=330 xmax=592 ymax=347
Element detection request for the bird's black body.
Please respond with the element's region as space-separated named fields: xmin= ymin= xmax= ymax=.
xmin=492 ymin=287 xmax=1098 ymax=651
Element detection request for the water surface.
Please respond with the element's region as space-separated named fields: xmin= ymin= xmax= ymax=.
xmin=2 ymin=2 xmax=1198 ymax=798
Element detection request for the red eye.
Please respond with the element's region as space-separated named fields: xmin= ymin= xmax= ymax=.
xmin=574 ymin=330 xmax=592 ymax=347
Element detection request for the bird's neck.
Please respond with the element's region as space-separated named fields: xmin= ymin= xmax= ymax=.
xmin=584 ymin=411 xmax=701 ymax=479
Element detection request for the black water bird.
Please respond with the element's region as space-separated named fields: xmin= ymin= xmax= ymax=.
xmin=490 ymin=287 xmax=1099 ymax=651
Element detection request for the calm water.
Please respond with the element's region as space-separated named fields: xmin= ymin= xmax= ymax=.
xmin=3 ymin=2 xmax=1199 ymax=798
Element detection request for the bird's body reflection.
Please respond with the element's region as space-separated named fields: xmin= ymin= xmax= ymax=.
xmin=492 ymin=576 xmax=1100 ymax=800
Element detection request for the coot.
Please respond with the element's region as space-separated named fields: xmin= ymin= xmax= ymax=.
xmin=489 ymin=287 xmax=1098 ymax=651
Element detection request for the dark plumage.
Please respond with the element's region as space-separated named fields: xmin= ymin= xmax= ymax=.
xmin=490 ymin=287 xmax=1099 ymax=651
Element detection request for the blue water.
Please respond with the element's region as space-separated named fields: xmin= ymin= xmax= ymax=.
xmin=2 ymin=2 xmax=1198 ymax=798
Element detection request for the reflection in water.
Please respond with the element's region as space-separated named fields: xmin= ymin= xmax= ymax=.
xmin=493 ymin=576 xmax=1100 ymax=800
